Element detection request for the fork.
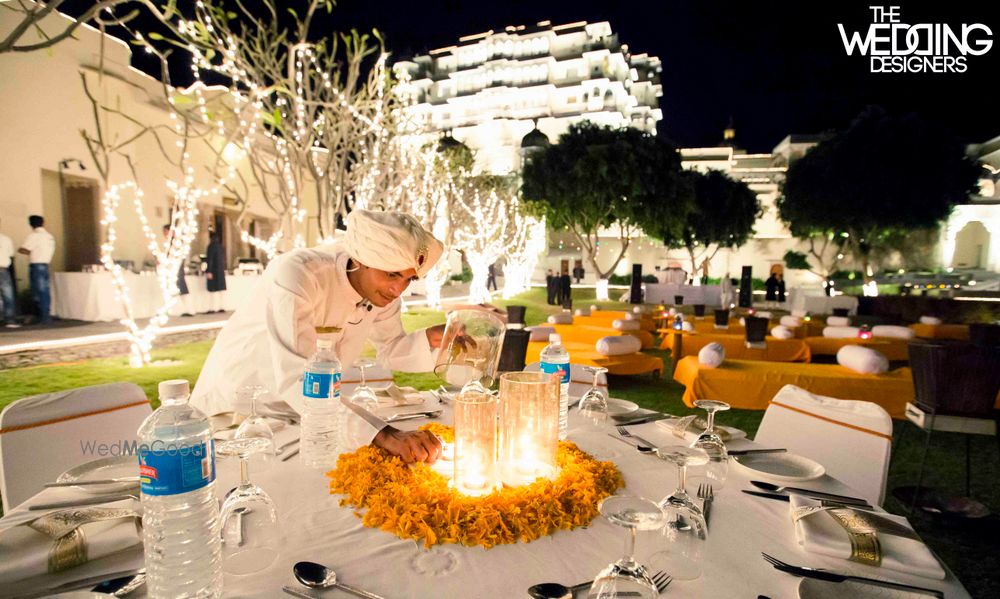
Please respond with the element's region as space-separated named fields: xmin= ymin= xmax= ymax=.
xmin=697 ymin=483 xmax=714 ymax=530
xmin=651 ymin=570 xmax=672 ymax=593
xmin=616 ymin=425 xmax=658 ymax=450
xmin=761 ymin=553 xmax=944 ymax=598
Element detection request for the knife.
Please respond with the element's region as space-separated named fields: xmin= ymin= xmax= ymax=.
xmin=283 ymin=586 xmax=317 ymax=599
xmin=615 ymin=413 xmax=670 ymax=426
xmin=742 ymin=490 xmax=790 ymax=502
xmin=749 ymin=481 xmax=871 ymax=506
xmin=29 ymin=493 xmax=137 ymax=510
xmin=10 ymin=568 xmax=146 ymax=599
xmin=727 ymin=448 xmax=787 ymax=456
xmin=45 ymin=477 xmax=140 ymax=487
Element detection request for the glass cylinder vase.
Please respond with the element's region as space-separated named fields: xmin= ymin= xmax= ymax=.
xmin=498 ymin=371 xmax=560 ymax=486
xmin=453 ymin=390 xmax=499 ymax=496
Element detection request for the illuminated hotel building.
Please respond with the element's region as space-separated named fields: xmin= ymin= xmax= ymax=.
xmin=393 ymin=20 xmax=663 ymax=174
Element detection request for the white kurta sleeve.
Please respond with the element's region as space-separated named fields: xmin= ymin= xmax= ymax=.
xmin=264 ymin=262 xmax=320 ymax=415
xmin=368 ymin=299 xmax=439 ymax=372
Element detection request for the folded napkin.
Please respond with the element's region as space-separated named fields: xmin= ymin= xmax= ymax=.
xmin=790 ymin=495 xmax=945 ymax=580
xmin=0 ymin=504 xmax=142 ymax=585
xmin=376 ymin=385 xmax=425 ymax=407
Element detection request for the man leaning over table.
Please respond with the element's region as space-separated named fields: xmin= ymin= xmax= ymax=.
xmin=0 ymin=218 xmax=19 ymax=327
xmin=18 ymin=215 xmax=55 ymax=325
xmin=191 ymin=209 xmax=446 ymax=464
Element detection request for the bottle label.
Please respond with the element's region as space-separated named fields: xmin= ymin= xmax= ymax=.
xmin=138 ymin=440 xmax=215 ymax=496
xmin=303 ymin=371 xmax=342 ymax=399
xmin=540 ymin=361 xmax=570 ymax=384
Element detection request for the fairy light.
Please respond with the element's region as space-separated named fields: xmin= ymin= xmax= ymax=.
xmin=99 ymin=179 xmax=204 ymax=367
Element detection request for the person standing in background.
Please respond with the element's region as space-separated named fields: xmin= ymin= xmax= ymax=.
xmin=486 ymin=262 xmax=498 ymax=291
xmin=572 ymin=262 xmax=584 ymax=284
xmin=18 ymin=215 xmax=55 ymax=324
xmin=205 ymin=230 xmax=227 ymax=312
xmin=0 ymin=218 xmax=18 ymax=328
xmin=162 ymin=224 xmax=194 ymax=317
xmin=545 ymin=268 xmax=557 ymax=305
xmin=558 ymin=269 xmax=572 ymax=307
xmin=764 ymin=272 xmax=779 ymax=308
xmin=777 ymin=272 xmax=786 ymax=304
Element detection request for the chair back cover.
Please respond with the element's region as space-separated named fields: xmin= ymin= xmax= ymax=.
xmin=744 ymin=316 xmax=769 ymax=343
xmin=755 ymin=385 xmax=892 ymax=506
xmin=497 ymin=329 xmax=531 ymax=373
xmin=0 ymin=383 xmax=152 ymax=512
xmin=524 ymin=362 xmax=608 ymax=400
xmin=908 ymin=342 xmax=1000 ymax=418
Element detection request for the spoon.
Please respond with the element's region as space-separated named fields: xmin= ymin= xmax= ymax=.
xmin=293 ymin=561 xmax=386 ymax=599
xmin=527 ymin=581 xmax=591 ymax=598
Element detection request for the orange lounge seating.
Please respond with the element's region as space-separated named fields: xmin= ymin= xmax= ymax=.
xmin=526 ymin=340 xmax=663 ymax=376
xmin=659 ymin=331 xmax=811 ymax=363
xmin=672 ymin=356 xmax=916 ymax=418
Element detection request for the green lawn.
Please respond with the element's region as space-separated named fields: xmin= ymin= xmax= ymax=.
xmin=0 ymin=287 xmax=996 ymax=597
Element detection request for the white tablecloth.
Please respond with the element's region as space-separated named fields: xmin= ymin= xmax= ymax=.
xmin=644 ymin=284 xmax=722 ymax=307
xmin=1 ymin=407 xmax=969 ymax=599
xmin=788 ymin=290 xmax=860 ymax=316
xmin=51 ymin=272 xmax=261 ymax=322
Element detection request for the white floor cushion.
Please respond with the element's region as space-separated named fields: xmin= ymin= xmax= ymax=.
xmin=596 ymin=335 xmax=642 ymax=356
xmin=837 ymin=345 xmax=889 ymax=374
xmin=823 ymin=326 xmax=860 ymax=338
xmin=771 ymin=325 xmax=794 ymax=339
xmin=698 ymin=342 xmax=726 ymax=368
xmin=872 ymin=325 xmax=915 ymax=339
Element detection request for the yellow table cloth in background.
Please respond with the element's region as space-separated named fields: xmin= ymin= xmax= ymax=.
xmin=910 ymin=323 xmax=970 ymax=341
xmin=526 ymin=340 xmax=664 ymax=376
xmin=552 ymin=324 xmax=655 ymax=350
xmin=803 ymin=336 xmax=911 ymax=362
xmin=672 ymin=356 xmax=915 ymax=418
xmin=659 ymin=331 xmax=812 ymax=363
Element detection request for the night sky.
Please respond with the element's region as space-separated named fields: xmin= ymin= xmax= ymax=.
xmin=69 ymin=0 xmax=1000 ymax=153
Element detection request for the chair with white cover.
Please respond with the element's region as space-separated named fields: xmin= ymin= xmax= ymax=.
xmin=524 ymin=362 xmax=609 ymax=400
xmin=0 ymin=383 xmax=152 ymax=512
xmin=755 ymin=384 xmax=893 ymax=506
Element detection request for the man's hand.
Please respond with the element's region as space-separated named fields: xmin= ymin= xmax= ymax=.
xmin=373 ymin=426 xmax=443 ymax=464
xmin=425 ymin=324 xmax=446 ymax=349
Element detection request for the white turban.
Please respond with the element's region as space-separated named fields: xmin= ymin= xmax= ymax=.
xmin=344 ymin=210 xmax=444 ymax=278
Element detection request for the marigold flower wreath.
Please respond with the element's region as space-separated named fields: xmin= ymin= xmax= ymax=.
xmin=327 ymin=423 xmax=625 ymax=548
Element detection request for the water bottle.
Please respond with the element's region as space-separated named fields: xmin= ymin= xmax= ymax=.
xmin=300 ymin=335 xmax=343 ymax=469
xmin=137 ymin=379 xmax=222 ymax=598
xmin=540 ymin=333 xmax=571 ymax=440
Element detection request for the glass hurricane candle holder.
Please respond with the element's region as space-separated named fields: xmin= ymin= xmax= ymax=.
xmin=434 ymin=309 xmax=507 ymax=392
xmin=498 ymin=371 xmax=560 ymax=486
xmin=453 ymin=390 xmax=499 ymax=496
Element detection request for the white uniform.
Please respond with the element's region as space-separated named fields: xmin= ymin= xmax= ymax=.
xmin=190 ymin=244 xmax=437 ymax=443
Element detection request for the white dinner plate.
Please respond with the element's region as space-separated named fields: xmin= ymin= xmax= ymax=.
xmin=48 ymin=593 xmax=109 ymax=599
xmin=732 ymin=451 xmax=825 ymax=482
xmin=56 ymin=455 xmax=139 ymax=495
xmin=606 ymin=398 xmax=639 ymax=417
xmin=798 ymin=577 xmax=928 ymax=598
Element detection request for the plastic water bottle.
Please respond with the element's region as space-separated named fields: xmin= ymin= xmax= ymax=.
xmin=137 ymin=379 xmax=222 ymax=598
xmin=540 ymin=333 xmax=571 ymax=440
xmin=300 ymin=336 xmax=343 ymax=469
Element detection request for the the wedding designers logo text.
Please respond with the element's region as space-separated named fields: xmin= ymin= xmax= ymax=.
xmin=838 ymin=6 xmax=992 ymax=73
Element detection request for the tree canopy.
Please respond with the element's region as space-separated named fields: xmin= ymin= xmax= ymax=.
xmin=778 ymin=106 xmax=980 ymax=281
xmin=521 ymin=122 xmax=688 ymax=279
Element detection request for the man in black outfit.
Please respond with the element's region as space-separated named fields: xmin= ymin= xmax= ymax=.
xmin=572 ymin=263 xmax=584 ymax=284
xmin=545 ymin=268 xmax=557 ymax=304
xmin=559 ymin=270 xmax=572 ymax=307
xmin=486 ymin=263 xmax=498 ymax=291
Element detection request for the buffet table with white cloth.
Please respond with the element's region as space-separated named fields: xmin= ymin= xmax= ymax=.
xmin=643 ymin=284 xmax=722 ymax=306
xmin=0 ymin=403 xmax=968 ymax=599
xmin=51 ymin=272 xmax=261 ymax=321
xmin=787 ymin=289 xmax=859 ymax=316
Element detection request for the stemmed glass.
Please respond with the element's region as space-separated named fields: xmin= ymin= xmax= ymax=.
xmin=217 ymin=428 xmax=279 ymax=574
xmin=578 ymin=366 xmax=610 ymax=431
xmin=350 ymin=358 xmax=379 ymax=412
xmin=690 ymin=400 xmax=731 ymax=488
xmin=234 ymin=385 xmax=275 ymax=458
xmin=588 ymin=496 xmax=666 ymax=599
xmin=649 ymin=446 xmax=709 ymax=580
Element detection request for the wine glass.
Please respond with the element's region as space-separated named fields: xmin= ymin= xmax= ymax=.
xmin=578 ymin=366 xmax=610 ymax=431
xmin=588 ymin=496 xmax=666 ymax=599
xmin=217 ymin=435 xmax=280 ymax=575
xmin=350 ymin=358 xmax=379 ymax=412
xmin=648 ymin=446 xmax=709 ymax=580
xmin=234 ymin=385 xmax=275 ymax=457
xmin=689 ymin=400 xmax=730 ymax=488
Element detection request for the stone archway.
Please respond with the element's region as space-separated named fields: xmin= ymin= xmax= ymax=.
xmin=952 ymin=221 xmax=990 ymax=269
